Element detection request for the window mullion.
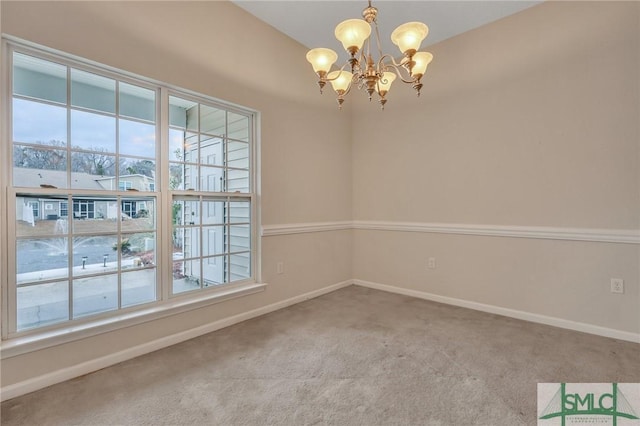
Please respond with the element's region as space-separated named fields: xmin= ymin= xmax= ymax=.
xmin=5 ymin=190 xmax=18 ymax=336
xmin=67 ymin=195 xmax=74 ymax=322
xmin=115 ymin=81 xmax=122 ymax=310
xmin=159 ymin=87 xmax=171 ymax=302
xmin=116 ymin=196 xmax=122 ymax=310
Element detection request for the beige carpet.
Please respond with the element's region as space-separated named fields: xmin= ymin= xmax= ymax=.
xmin=1 ymin=285 xmax=638 ymax=425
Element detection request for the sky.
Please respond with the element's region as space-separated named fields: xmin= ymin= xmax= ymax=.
xmin=13 ymin=98 xmax=157 ymax=160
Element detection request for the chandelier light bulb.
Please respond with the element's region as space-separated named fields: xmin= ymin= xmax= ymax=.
xmin=391 ymin=22 xmax=429 ymax=56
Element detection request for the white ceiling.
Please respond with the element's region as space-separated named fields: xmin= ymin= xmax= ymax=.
xmin=232 ymin=1 xmax=542 ymax=56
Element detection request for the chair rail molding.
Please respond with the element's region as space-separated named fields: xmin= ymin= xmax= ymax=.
xmin=262 ymin=221 xmax=352 ymax=236
xmin=262 ymin=220 xmax=640 ymax=244
xmin=352 ymin=221 xmax=640 ymax=244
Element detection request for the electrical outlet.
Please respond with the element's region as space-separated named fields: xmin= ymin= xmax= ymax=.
xmin=427 ymin=257 xmax=436 ymax=269
xmin=277 ymin=261 xmax=284 ymax=274
xmin=610 ymin=278 xmax=624 ymax=294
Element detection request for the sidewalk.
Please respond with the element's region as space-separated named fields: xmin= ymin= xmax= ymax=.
xmin=18 ymin=259 xmax=142 ymax=283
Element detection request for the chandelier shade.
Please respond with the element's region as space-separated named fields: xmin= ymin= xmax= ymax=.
xmin=306 ymin=0 xmax=433 ymax=109
xmin=306 ymin=48 xmax=339 ymax=74
xmin=390 ymin=22 xmax=429 ymax=56
xmin=376 ymin=72 xmax=396 ymax=94
xmin=327 ymin=70 xmax=354 ymax=108
xmin=328 ymin=70 xmax=353 ymax=93
xmin=410 ymin=51 xmax=433 ymax=78
xmin=334 ymin=19 xmax=372 ymax=53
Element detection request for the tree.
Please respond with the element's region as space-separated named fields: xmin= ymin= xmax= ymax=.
xmin=121 ymin=159 xmax=154 ymax=178
xmin=71 ymin=148 xmax=118 ymax=176
xmin=169 ymin=163 xmax=183 ymax=190
xmin=172 ymin=202 xmax=182 ymax=249
xmin=113 ymin=238 xmax=132 ymax=254
xmin=13 ymin=140 xmax=67 ymax=170
xmin=16 ymin=141 xmax=158 ymax=181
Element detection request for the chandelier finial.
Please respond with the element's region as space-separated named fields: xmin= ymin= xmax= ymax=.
xmin=362 ymin=2 xmax=378 ymax=23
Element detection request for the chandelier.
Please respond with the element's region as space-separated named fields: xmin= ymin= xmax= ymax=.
xmin=306 ymin=0 xmax=433 ymax=109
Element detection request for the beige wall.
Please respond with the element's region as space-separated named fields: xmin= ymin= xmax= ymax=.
xmin=1 ymin=0 xmax=639 ymax=391
xmin=352 ymin=1 xmax=640 ymax=333
xmin=0 ymin=0 xmax=352 ymax=387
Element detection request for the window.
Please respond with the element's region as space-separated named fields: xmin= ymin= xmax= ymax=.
xmin=118 ymin=181 xmax=132 ymax=191
xmin=121 ymin=200 xmax=136 ymax=218
xmin=60 ymin=201 xmax=68 ymax=217
xmin=168 ymin=96 xmax=252 ymax=293
xmin=73 ymin=199 xmax=95 ymax=219
xmin=3 ymin=40 xmax=258 ymax=339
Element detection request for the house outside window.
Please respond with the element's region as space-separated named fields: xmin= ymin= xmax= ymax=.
xmin=118 ymin=181 xmax=132 ymax=191
xmin=3 ymin=39 xmax=259 ymax=339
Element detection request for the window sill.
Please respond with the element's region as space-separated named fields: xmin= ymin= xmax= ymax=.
xmin=1 ymin=282 xmax=267 ymax=359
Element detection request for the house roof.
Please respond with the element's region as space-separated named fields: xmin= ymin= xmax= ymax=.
xmin=13 ymin=168 xmax=156 ymax=190
xmin=13 ymin=167 xmax=106 ymax=190
xmin=95 ymin=174 xmax=153 ymax=182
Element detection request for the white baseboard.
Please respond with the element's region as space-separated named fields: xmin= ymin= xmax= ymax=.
xmin=3 ymin=278 xmax=637 ymax=402
xmin=0 ymin=280 xmax=352 ymax=402
xmin=353 ymin=279 xmax=640 ymax=344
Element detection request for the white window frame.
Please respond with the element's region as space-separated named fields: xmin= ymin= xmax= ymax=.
xmin=0 ymin=37 xmax=263 ymax=357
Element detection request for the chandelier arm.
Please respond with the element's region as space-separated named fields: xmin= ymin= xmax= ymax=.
xmin=344 ymin=74 xmax=358 ymax=96
xmin=386 ymin=55 xmax=408 ymax=67
xmin=323 ymin=63 xmax=353 ymax=82
xmin=377 ymin=55 xmax=416 ymax=84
